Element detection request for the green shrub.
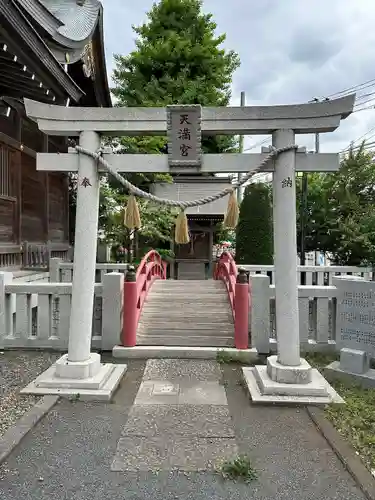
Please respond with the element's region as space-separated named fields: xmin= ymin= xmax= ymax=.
xmin=236 ymin=183 xmax=273 ymax=264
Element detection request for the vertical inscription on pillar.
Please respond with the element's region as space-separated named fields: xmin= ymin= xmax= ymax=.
xmin=336 ymin=279 xmax=375 ymax=357
xmin=80 ymin=177 xmax=92 ymax=188
xmin=167 ymin=104 xmax=202 ymax=168
xmin=281 ymin=177 xmax=293 ymax=188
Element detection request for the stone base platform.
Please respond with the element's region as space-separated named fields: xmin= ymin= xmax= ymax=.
xmin=113 ymin=345 xmax=258 ymax=361
xmin=21 ymin=353 xmax=127 ymax=401
xmin=325 ymin=361 xmax=375 ymax=389
xmin=242 ymin=356 xmax=344 ymax=405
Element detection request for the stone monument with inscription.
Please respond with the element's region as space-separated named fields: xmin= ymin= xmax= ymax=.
xmin=326 ymin=276 xmax=375 ymax=387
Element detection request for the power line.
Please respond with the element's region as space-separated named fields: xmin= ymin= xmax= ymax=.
xmin=341 ymin=126 xmax=375 ymax=152
xmin=323 ymin=77 xmax=375 ymax=100
xmin=352 ymin=104 xmax=375 ymax=113
xmin=354 ymin=96 xmax=375 ymax=108
xmin=340 ymin=140 xmax=375 ymax=156
xmin=356 ymin=91 xmax=375 ymax=99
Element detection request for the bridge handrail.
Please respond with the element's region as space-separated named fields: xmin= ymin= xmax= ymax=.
xmin=136 ymin=250 xmax=166 ymax=319
xmin=122 ymin=250 xmax=166 ymax=347
xmin=214 ymin=252 xmax=238 ymax=313
xmin=214 ymin=251 xmax=249 ymax=349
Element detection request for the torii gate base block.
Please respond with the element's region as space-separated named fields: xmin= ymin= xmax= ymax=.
xmin=21 ymin=353 xmax=127 ymax=401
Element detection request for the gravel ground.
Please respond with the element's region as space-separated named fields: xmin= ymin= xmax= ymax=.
xmin=0 ymin=351 xmax=59 ymax=437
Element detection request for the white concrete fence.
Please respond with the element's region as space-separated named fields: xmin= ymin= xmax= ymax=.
xmin=243 ymin=264 xmax=373 ymax=286
xmin=50 ymin=259 xmax=374 ymax=285
xmin=251 ymin=274 xmax=338 ymax=354
xmin=0 ymin=263 xmax=373 ymax=352
xmin=0 ymin=271 xmax=124 ymax=352
xmin=49 ymin=258 xmax=128 ymax=283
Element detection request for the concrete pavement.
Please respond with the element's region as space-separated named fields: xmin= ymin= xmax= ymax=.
xmin=0 ymin=359 xmax=367 ymax=499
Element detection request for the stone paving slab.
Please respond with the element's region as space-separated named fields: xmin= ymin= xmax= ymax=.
xmin=142 ymin=359 xmax=222 ymax=381
xmin=179 ymin=381 xmax=227 ymax=405
xmin=111 ymin=436 xmax=238 ymax=472
xmin=122 ymin=404 xmax=235 ymax=438
xmin=134 ymin=380 xmax=227 ymax=405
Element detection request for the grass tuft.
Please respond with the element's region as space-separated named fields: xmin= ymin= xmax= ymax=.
xmin=216 ymin=350 xmax=255 ymax=365
xmin=68 ymin=393 xmax=81 ymax=402
xmin=220 ymin=455 xmax=258 ymax=483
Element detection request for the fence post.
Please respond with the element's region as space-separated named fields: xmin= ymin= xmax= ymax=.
xmin=122 ymin=266 xmax=138 ymax=347
xmin=250 ymin=274 xmax=271 ymax=354
xmin=0 ymin=272 xmax=13 ymax=338
xmin=102 ymin=272 xmax=124 ymax=350
xmin=67 ymin=246 xmax=74 ymax=262
xmin=46 ymin=240 xmax=52 ymax=268
xmin=234 ymin=268 xmax=249 ymax=349
xmin=21 ymin=241 xmax=27 ymax=268
xmin=49 ymin=257 xmax=62 ymax=282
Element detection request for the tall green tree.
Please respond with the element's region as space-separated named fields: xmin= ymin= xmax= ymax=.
xmin=297 ymin=142 xmax=375 ymax=265
xmin=70 ymin=0 xmax=240 ymax=248
xmin=235 ymin=183 xmax=273 ymax=264
xmin=296 ymin=172 xmax=330 ymax=255
xmin=111 ymin=0 xmax=240 ymax=156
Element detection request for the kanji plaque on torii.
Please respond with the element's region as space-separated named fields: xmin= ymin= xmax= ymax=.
xmin=167 ymin=104 xmax=202 ymax=167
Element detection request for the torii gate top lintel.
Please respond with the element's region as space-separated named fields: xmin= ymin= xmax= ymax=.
xmin=24 ymin=94 xmax=355 ymax=137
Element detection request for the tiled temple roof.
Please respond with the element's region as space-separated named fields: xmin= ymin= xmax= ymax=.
xmin=19 ymin=0 xmax=101 ymax=47
xmin=0 ymin=0 xmax=111 ymax=106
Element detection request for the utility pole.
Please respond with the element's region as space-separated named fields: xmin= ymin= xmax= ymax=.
xmin=315 ymin=130 xmax=320 ymax=155
xmin=237 ymin=91 xmax=246 ymax=203
xmin=300 ymin=99 xmax=322 ymax=268
xmin=300 ymin=172 xmax=308 ymax=267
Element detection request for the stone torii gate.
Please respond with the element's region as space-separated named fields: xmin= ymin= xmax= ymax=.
xmin=22 ymin=95 xmax=354 ymax=402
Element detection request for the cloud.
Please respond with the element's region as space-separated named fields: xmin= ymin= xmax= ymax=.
xmin=101 ymin=0 xmax=375 ymax=154
xmin=288 ymin=29 xmax=342 ymax=68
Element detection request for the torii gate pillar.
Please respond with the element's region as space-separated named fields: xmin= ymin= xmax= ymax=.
xmin=22 ymin=129 xmax=127 ymax=401
xmin=272 ymin=129 xmax=300 ymax=367
xmin=67 ymin=131 xmax=101 ymax=363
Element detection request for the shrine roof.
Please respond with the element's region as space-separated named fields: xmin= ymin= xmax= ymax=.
xmin=18 ymin=0 xmax=101 ymax=50
xmin=0 ymin=0 xmax=110 ymax=107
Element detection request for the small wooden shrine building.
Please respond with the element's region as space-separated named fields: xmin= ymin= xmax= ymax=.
xmin=152 ymin=176 xmax=231 ymax=279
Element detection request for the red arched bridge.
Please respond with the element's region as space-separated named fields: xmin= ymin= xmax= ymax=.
xmin=122 ymin=250 xmax=250 ymax=349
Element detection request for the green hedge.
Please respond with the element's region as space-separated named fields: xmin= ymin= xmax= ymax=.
xmin=235 ymin=183 xmax=273 ymax=264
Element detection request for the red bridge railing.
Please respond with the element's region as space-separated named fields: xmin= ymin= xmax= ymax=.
xmin=214 ymin=252 xmax=250 ymax=349
xmin=122 ymin=250 xmax=166 ymax=347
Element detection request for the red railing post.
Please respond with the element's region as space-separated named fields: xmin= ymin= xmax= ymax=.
xmin=234 ymin=268 xmax=249 ymax=349
xmin=122 ymin=266 xmax=138 ymax=347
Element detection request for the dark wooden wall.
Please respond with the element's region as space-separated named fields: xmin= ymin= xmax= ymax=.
xmin=176 ymin=231 xmax=210 ymax=260
xmin=0 ymin=111 xmax=68 ymax=245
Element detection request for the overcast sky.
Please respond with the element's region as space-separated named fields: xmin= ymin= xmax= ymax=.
xmin=101 ymin=0 xmax=375 ymax=154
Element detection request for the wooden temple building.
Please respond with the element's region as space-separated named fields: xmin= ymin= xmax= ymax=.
xmin=0 ymin=0 xmax=111 ymax=270
xmin=152 ymin=177 xmax=231 ymax=279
